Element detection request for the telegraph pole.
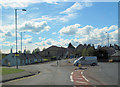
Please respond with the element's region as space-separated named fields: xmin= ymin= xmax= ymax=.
xmin=106 ymin=32 xmax=109 ymax=47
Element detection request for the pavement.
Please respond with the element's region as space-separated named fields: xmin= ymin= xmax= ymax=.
xmin=1 ymin=68 xmax=40 ymax=83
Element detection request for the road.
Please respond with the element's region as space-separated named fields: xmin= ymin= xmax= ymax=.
xmin=84 ymin=62 xmax=119 ymax=85
xmin=3 ymin=60 xmax=75 ymax=85
xmin=2 ymin=59 xmax=119 ymax=86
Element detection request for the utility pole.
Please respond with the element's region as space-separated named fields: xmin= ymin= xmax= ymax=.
xmin=21 ymin=32 xmax=22 ymax=53
xmin=106 ymin=32 xmax=109 ymax=47
xmin=15 ymin=9 xmax=18 ymax=69
xmin=107 ymin=33 xmax=109 ymax=47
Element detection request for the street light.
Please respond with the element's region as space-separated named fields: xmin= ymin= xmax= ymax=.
xmin=15 ymin=9 xmax=26 ymax=69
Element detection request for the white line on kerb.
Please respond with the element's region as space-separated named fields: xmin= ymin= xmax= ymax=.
xmin=70 ymin=72 xmax=73 ymax=82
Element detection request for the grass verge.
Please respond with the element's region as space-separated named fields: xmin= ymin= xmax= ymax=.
xmin=0 ymin=68 xmax=25 ymax=75
xmin=43 ymin=59 xmax=49 ymax=62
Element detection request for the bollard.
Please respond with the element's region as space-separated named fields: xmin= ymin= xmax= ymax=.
xmin=78 ymin=64 xmax=81 ymax=69
xmin=109 ymin=59 xmax=113 ymax=63
xmin=8 ymin=62 xmax=11 ymax=67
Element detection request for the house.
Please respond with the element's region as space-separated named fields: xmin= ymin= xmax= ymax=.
xmin=33 ymin=53 xmax=43 ymax=62
xmin=67 ymin=43 xmax=75 ymax=58
xmin=110 ymin=51 xmax=120 ymax=61
xmin=40 ymin=45 xmax=68 ymax=59
xmin=2 ymin=49 xmax=42 ymax=66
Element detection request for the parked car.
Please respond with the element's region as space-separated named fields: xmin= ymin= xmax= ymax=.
xmin=73 ymin=56 xmax=98 ymax=66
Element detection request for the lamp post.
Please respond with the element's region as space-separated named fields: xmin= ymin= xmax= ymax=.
xmin=15 ymin=9 xmax=26 ymax=69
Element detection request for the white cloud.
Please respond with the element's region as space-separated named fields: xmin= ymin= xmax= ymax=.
xmin=108 ymin=25 xmax=118 ymax=31
xmin=77 ymin=25 xmax=118 ymax=46
xmin=59 ymin=24 xmax=81 ymax=35
xmin=4 ymin=32 xmax=12 ymax=37
xmin=0 ymin=21 xmax=50 ymax=34
xmin=59 ymin=24 xmax=118 ymax=46
xmin=52 ymin=32 xmax=56 ymax=35
xmin=24 ymin=35 xmax=32 ymax=38
xmin=23 ymin=38 xmax=32 ymax=44
xmin=60 ymin=2 xmax=92 ymax=14
xmin=60 ymin=13 xmax=76 ymax=22
xmin=0 ymin=30 xmax=3 ymax=33
xmin=77 ymin=25 xmax=94 ymax=36
xmin=32 ymin=16 xmax=57 ymax=21
xmin=58 ymin=2 xmax=93 ymax=22
xmin=39 ymin=37 xmax=45 ymax=40
xmin=35 ymin=38 xmax=70 ymax=48
xmin=4 ymin=31 xmax=21 ymax=38
xmin=3 ymin=41 xmax=16 ymax=46
xmin=59 ymin=2 xmax=92 ymax=22
xmin=20 ymin=21 xmax=50 ymax=33
xmin=0 ymin=38 xmax=5 ymax=42
xmin=0 ymin=25 xmax=14 ymax=33
xmin=0 ymin=0 xmax=60 ymax=8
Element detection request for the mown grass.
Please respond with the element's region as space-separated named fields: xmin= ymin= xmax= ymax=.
xmin=43 ymin=59 xmax=49 ymax=62
xmin=0 ymin=68 xmax=24 ymax=75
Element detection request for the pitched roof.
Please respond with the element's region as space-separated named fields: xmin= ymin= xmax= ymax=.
xmin=26 ymin=54 xmax=35 ymax=58
xmin=111 ymin=51 xmax=120 ymax=56
xmin=18 ymin=53 xmax=26 ymax=59
xmin=33 ymin=53 xmax=41 ymax=59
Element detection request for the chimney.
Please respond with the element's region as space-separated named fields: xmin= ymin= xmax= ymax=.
xmin=24 ymin=49 xmax=26 ymax=54
xmin=10 ymin=48 xmax=12 ymax=54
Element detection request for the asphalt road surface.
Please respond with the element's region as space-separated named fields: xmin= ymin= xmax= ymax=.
xmin=2 ymin=59 xmax=119 ymax=86
xmin=3 ymin=60 xmax=75 ymax=85
xmin=84 ymin=62 xmax=118 ymax=85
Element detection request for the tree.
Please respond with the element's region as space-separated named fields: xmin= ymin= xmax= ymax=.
xmin=32 ymin=48 xmax=40 ymax=54
xmin=74 ymin=49 xmax=82 ymax=57
xmin=18 ymin=50 xmax=22 ymax=53
xmin=82 ymin=48 xmax=88 ymax=56
xmin=94 ymin=48 xmax=108 ymax=61
xmin=43 ymin=48 xmax=46 ymax=51
xmin=87 ymin=47 xmax=95 ymax=56
xmin=26 ymin=50 xmax=31 ymax=54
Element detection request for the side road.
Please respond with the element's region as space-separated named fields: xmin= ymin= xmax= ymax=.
xmin=1 ymin=69 xmax=40 ymax=83
xmin=1 ymin=61 xmax=58 ymax=83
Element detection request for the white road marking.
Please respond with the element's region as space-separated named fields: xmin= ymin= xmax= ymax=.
xmin=70 ymin=72 xmax=73 ymax=82
xmin=76 ymin=81 xmax=88 ymax=84
xmin=82 ymin=75 xmax=89 ymax=82
xmin=71 ymin=72 xmax=73 ymax=75
xmin=81 ymin=72 xmax=83 ymax=75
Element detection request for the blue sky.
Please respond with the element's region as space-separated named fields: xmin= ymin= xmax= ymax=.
xmin=0 ymin=1 xmax=118 ymax=53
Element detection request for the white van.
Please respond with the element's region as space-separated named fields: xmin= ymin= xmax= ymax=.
xmin=73 ymin=56 xmax=98 ymax=66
